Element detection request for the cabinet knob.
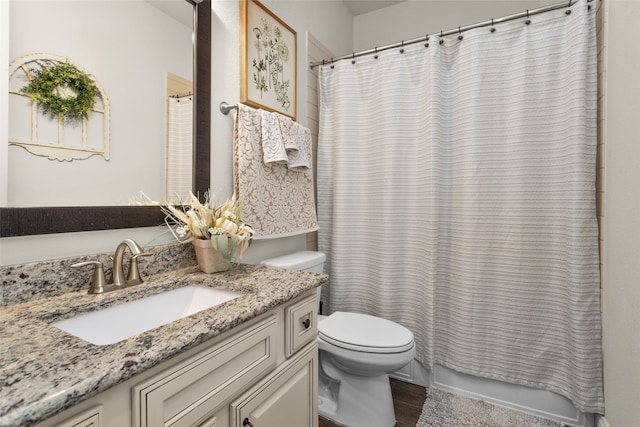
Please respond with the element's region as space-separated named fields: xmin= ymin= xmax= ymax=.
xmin=302 ymin=318 xmax=311 ymax=329
xmin=242 ymin=418 xmax=254 ymax=427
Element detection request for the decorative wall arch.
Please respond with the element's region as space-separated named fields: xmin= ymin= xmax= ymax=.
xmin=8 ymin=53 xmax=110 ymax=161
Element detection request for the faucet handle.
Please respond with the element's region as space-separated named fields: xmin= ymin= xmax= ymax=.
xmin=127 ymin=252 xmax=153 ymax=284
xmin=71 ymin=261 xmax=108 ymax=294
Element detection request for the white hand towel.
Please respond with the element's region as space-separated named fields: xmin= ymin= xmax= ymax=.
xmin=260 ymin=110 xmax=288 ymax=165
xmin=276 ymin=115 xmax=311 ymax=170
xmin=277 ymin=115 xmax=299 ymax=154
xmin=287 ymin=122 xmax=312 ymax=170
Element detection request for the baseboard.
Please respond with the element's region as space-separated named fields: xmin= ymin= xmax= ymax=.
xmin=390 ymin=359 xmax=431 ymax=387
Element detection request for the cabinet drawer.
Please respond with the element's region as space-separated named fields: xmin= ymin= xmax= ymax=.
xmin=133 ymin=315 xmax=278 ymax=427
xmin=285 ymin=295 xmax=317 ymax=358
xmin=230 ymin=343 xmax=318 ymax=427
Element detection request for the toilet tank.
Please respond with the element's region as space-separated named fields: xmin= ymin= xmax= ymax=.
xmin=260 ymin=251 xmax=325 ymax=273
xmin=261 ymin=251 xmax=326 ymax=314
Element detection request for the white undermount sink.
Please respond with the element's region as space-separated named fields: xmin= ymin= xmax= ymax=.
xmin=52 ymin=286 xmax=241 ymax=345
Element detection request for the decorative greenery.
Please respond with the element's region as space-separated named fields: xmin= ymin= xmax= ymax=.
xmin=162 ymin=192 xmax=254 ymax=268
xmin=251 ymin=18 xmax=291 ymax=111
xmin=22 ymin=60 xmax=99 ymax=122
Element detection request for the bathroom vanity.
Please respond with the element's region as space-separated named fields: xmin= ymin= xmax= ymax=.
xmin=0 ymin=256 xmax=327 ymax=427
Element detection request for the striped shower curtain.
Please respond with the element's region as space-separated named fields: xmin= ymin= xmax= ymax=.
xmin=317 ymin=0 xmax=603 ymax=414
xmin=166 ymin=95 xmax=193 ymax=202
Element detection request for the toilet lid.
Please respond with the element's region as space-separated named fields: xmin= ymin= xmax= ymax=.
xmin=318 ymin=312 xmax=415 ymax=354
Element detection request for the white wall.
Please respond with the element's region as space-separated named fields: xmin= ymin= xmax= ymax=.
xmin=353 ymin=0 xmax=559 ymax=52
xmin=208 ymin=0 xmax=353 ymax=264
xmin=210 ymin=0 xmax=353 ymax=199
xmin=7 ymin=0 xmax=192 ymax=207
xmin=602 ymin=0 xmax=640 ymax=425
xmin=0 ymin=0 xmax=353 ymax=266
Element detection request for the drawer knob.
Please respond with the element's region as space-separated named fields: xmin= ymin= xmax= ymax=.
xmin=302 ymin=318 xmax=311 ymax=329
xmin=242 ymin=418 xmax=254 ymax=427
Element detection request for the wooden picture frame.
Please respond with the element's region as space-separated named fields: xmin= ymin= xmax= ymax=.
xmin=240 ymin=0 xmax=296 ymax=120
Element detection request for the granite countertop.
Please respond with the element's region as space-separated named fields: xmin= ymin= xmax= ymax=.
xmin=0 ymin=264 xmax=328 ymax=427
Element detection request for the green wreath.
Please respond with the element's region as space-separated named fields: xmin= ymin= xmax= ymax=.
xmin=23 ymin=61 xmax=99 ymax=122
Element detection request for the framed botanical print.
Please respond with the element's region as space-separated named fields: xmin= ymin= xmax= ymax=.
xmin=240 ymin=0 xmax=297 ymax=120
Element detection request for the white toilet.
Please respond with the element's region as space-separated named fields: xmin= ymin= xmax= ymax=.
xmin=261 ymin=251 xmax=416 ymax=427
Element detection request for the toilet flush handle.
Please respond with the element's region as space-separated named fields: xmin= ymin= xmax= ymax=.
xmin=242 ymin=418 xmax=253 ymax=427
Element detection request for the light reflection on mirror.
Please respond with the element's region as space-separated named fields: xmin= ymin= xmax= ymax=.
xmin=5 ymin=0 xmax=193 ymax=207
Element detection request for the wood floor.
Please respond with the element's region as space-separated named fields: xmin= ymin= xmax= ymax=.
xmin=319 ymin=378 xmax=427 ymax=427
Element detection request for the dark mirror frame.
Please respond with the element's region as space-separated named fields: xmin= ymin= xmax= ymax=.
xmin=0 ymin=0 xmax=211 ymax=238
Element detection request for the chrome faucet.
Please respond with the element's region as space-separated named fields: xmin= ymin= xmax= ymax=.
xmin=72 ymin=239 xmax=152 ymax=294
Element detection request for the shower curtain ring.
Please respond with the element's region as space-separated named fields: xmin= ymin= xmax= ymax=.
xmin=425 ymin=34 xmax=430 ymax=48
xmin=374 ymin=47 xmax=378 ymax=59
xmin=566 ymin=0 xmax=572 ymax=14
xmin=458 ymin=26 xmax=463 ymax=40
xmin=525 ymin=10 xmax=531 ymax=25
xmin=351 ymin=52 xmax=356 ymax=64
xmin=400 ymin=40 xmax=405 ymax=53
xmin=331 ymin=57 xmax=335 ymax=69
xmin=491 ymin=18 xmax=496 ymax=32
xmin=439 ymin=31 xmax=444 ymax=45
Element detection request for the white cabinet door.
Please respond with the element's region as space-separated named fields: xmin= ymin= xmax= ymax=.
xmin=230 ymin=343 xmax=318 ymax=427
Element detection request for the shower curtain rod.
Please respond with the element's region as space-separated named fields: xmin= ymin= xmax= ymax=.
xmin=169 ymin=91 xmax=192 ymax=99
xmin=309 ymin=0 xmax=593 ymax=68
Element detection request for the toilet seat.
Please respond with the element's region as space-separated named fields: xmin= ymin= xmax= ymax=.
xmin=318 ymin=311 xmax=415 ymax=354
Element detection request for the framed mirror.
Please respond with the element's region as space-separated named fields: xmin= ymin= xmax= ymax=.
xmin=0 ymin=0 xmax=211 ymax=237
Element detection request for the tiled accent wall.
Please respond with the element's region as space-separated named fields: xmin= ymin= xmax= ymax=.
xmin=306 ymin=33 xmax=335 ymax=252
xmin=596 ymin=0 xmax=607 ymax=311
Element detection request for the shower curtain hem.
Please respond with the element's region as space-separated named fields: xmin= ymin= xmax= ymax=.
xmin=431 ymin=358 xmax=605 ymax=415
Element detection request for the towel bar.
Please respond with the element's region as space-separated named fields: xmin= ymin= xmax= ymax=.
xmin=220 ymin=101 xmax=238 ymax=115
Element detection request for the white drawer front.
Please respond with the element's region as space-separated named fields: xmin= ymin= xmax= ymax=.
xmin=285 ymin=295 xmax=317 ymax=358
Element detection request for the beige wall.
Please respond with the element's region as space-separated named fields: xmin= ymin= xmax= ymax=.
xmin=601 ymin=0 xmax=640 ymax=425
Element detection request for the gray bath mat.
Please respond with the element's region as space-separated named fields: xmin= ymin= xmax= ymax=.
xmin=416 ymin=388 xmax=562 ymax=427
